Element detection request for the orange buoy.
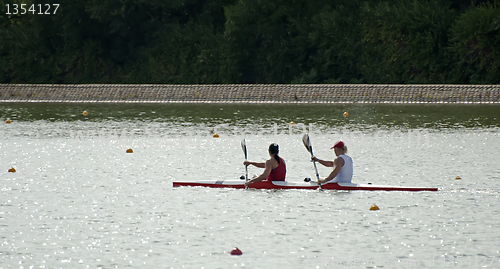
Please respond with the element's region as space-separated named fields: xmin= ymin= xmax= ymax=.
xmin=5 ymin=119 xmax=11 ymax=124
xmin=455 ymin=176 xmax=461 ymax=180
xmin=82 ymin=111 xmax=89 ymax=116
xmin=126 ymin=148 xmax=133 ymax=153
xmin=290 ymin=121 xmax=295 ymax=125
xmin=213 ymin=133 xmax=220 ymax=138
xmin=230 ymin=247 xmax=242 ymax=255
xmin=369 ymin=204 xmax=379 ymax=211
xmin=8 ymin=167 xmax=16 ymax=173
xmin=343 ymin=112 xmax=349 ymax=117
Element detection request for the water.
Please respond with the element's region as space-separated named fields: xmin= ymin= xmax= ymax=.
xmin=1 ymin=103 xmax=500 ymax=268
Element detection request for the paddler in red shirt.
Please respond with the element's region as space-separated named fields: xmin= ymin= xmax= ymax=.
xmin=244 ymin=143 xmax=287 ymax=187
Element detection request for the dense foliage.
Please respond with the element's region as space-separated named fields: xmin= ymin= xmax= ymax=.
xmin=0 ymin=0 xmax=499 ymax=84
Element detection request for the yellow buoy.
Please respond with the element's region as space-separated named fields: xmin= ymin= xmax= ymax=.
xmin=455 ymin=176 xmax=461 ymax=180
xmin=8 ymin=167 xmax=16 ymax=173
xmin=290 ymin=121 xmax=295 ymax=125
xmin=126 ymin=148 xmax=133 ymax=153
xmin=343 ymin=112 xmax=349 ymax=117
xmin=213 ymin=133 xmax=220 ymax=138
xmin=82 ymin=111 xmax=89 ymax=116
xmin=370 ymin=204 xmax=380 ymax=211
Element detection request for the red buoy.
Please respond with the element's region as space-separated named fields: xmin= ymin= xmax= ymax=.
xmin=230 ymin=247 xmax=242 ymax=255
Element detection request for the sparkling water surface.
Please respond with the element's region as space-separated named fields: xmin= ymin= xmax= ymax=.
xmin=1 ymin=103 xmax=500 ymax=268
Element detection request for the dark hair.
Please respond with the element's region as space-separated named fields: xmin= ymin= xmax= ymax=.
xmin=269 ymin=143 xmax=280 ymax=164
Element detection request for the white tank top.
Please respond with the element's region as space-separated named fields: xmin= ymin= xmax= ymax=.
xmin=326 ymin=154 xmax=353 ymax=183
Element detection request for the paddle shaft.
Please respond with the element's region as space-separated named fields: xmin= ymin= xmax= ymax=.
xmin=241 ymin=139 xmax=248 ymax=181
xmin=309 ymin=146 xmax=321 ymax=182
xmin=302 ymin=134 xmax=321 ymax=188
xmin=245 ymin=161 xmax=248 ymax=181
xmin=241 ymin=139 xmax=250 ymax=190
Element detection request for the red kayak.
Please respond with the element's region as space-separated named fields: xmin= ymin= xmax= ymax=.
xmin=172 ymin=180 xmax=438 ymax=191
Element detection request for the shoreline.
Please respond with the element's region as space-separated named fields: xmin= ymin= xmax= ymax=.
xmin=1 ymin=84 xmax=499 ymax=103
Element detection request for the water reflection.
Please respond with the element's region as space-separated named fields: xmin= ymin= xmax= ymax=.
xmin=1 ymin=103 xmax=499 ymax=129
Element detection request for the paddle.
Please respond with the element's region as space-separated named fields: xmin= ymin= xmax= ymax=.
xmin=302 ymin=134 xmax=321 ymax=187
xmin=241 ymin=139 xmax=248 ymax=181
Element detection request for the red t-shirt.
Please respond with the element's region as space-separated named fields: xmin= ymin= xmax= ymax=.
xmin=266 ymin=157 xmax=286 ymax=181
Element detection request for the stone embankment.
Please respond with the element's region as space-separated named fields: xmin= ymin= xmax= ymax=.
xmin=0 ymin=84 xmax=499 ymax=103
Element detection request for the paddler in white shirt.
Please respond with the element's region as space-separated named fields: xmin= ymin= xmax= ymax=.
xmin=311 ymin=141 xmax=353 ymax=184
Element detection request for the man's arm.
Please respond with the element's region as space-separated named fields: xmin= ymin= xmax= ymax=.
xmin=317 ymin=157 xmax=344 ymax=184
xmin=311 ymin=156 xmax=334 ymax=167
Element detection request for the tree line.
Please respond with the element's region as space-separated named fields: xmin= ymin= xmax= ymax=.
xmin=0 ymin=0 xmax=499 ymax=84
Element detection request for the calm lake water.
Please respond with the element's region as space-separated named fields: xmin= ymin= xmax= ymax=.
xmin=1 ymin=103 xmax=500 ymax=268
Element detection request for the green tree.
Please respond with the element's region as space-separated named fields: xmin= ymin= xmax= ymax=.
xmin=449 ymin=1 xmax=500 ymax=83
xmin=1 ymin=0 xmax=500 ymax=84
xmin=224 ymin=0 xmax=319 ymax=83
xmin=361 ymin=0 xmax=457 ymax=83
xmin=0 ymin=0 xmax=116 ymax=83
xmin=303 ymin=0 xmax=364 ymax=83
xmin=119 ymin=0 xmax=235 ymax=83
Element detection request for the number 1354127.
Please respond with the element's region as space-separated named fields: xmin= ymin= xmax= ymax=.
xmin=5 ymin=4 xmax=60 ymax=15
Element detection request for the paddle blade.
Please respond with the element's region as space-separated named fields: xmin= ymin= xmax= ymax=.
xmin=302 ymin=133 xmax=312 ymax=154
xmin=241 ymin=139 xmax=247 ymax=160
xmin=302 ymin=134 xmax=320 ymax=182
